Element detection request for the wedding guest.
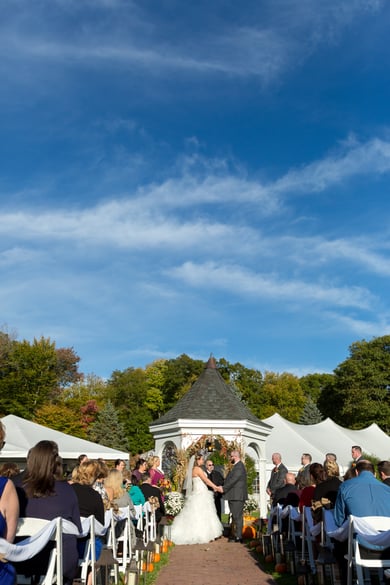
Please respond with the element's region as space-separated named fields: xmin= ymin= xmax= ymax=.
xmin=71 ymin=460 xmax=105 ymax=583
xmin=0 ymin=421 xmax=19 ymax=585
xmin=0 ymin=462 xmax=20 ymax=478
xmin=115 ymin=459 xmax=126 ymax=473
xmin=92 ymin=459 xmax=110 ymax=510
xmin=105 ymin=469 xmax=136 ymax=544
xmin=299 ymin=463 xmax=326 ymax=511
xmin=139 ymin=471 xmax=165 ymax=523
xmin=13 ymin=440 xmax=81 ymax=585
xmin=127 ymin=474 xmax=145 ymax=506
xmin=274 ymin=472 xmax=300 ymax=507
xmin=377 ymin=461 xmax=390 ymax=486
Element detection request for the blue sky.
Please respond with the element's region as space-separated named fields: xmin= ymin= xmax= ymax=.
xmin=1 ymin=0 xmax=390 ymax=379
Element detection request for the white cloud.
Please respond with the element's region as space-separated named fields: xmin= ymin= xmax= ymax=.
xmin=167 ymin=261 xmax=374 ymax=309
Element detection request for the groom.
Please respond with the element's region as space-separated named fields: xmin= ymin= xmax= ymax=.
xmin=218 ymin=450 xmax=247 ymax=543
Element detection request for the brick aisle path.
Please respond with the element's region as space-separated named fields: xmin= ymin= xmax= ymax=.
xmin=154 ymin=538 xmax=276 ymax=585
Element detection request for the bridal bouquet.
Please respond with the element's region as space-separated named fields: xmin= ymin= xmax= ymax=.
xmin=164 ymin=491 xmax=185 ymax=517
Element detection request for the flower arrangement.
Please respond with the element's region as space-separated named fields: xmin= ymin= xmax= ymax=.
xmin=158 ymin=478 xmax=172 ymax=495
xmin=243 ymin=496 xmax=258 ymax=514
xmin=164 ymin=491 xmax=185 ymax=517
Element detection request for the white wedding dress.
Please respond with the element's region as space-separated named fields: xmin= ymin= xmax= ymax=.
xmin=170 ymin=476 xmax=223 ymax=545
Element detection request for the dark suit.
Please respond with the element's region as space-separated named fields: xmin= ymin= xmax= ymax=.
xmin=140 ymin=483 xmax=165 ymax=523
xmin=296 ymin=464 xmax=311 ymax=489
xmin=205 ymin=467 xmax=224 ymax=519
xmin=383 ymin=477 xmax=390 ymax=487
xmin=223 ymin=460 xmax=247 ymax=540
xmin=267 ymin=463 xmax=288 ymax=502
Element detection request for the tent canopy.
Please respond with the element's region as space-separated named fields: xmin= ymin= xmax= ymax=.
xmin=0 ymin=414 xmax=129 ymax=463
xmin=262 ymin=413 xmax=390 ymax=471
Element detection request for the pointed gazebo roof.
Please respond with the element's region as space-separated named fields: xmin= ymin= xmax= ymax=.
xmin=151 ymin=356 xmax=267 ymax=427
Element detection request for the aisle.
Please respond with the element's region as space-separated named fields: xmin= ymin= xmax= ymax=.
xmin=154 ymin=537 xmax=275 ymax=585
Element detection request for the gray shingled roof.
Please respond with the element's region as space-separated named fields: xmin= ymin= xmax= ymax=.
xmin=151 ymin=356 xmax=264 ymax=426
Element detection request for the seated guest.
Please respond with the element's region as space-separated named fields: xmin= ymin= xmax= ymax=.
xmin=105 ymin=469 xmax=137 ymax=543
xmin=334 ymin=460 xmax=390 ymax=584
xmin=139 ymin=471 xmax=165 ymax=523
xmin=273 ymin=472 xmax=300 ymax=507
xmin=334 ymin=460 xmax=390 ymax=526
xmin=0 ymin=462 xmax=21 ymax=478
xmin=299 ymin=463 xmax=326 ymax=511
xmin=13 ymin=440 xmax=81 ymax=585
xmin=377 ymin=461 xmax=390 ymax=486
xmin=313 ymin=460 xmax=342 ymax=506
xmin=126 ymin=473 xmax=145 ymax=506
xmin=92 ymin=459 xmax=110 ymax=510
xmin=0 ymin=421 xmax=19 ymax=585
xmin=71 ymin=460 xmax=105 ymax=584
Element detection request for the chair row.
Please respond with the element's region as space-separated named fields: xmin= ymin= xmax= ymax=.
xmin=0 ymin=502 xmax=158 ymax=585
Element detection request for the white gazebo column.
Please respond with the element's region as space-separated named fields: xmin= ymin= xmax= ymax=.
xmin=258 ymin=456 xmax=268 ymax=518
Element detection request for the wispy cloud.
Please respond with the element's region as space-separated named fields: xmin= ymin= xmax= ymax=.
xmin=167 ymin=261 xmax=374 ymax=310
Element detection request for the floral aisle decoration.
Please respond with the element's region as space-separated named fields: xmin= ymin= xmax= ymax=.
xmin=243 ymin=496 xmax=258 ymax=515
xmin=157 ymin=478 xmax=173 ymax=496
xmin=164 ymin=491 xmax=185 ymax=519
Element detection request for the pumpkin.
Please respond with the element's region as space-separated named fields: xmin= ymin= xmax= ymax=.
xmin=242 ymin=525 xmax=256 ymax=539
xmin=256 ymin=545 xmax=264 ymax=554
xmin=275 ymin=563 xmax=287 ymax=573
xmin=161 ymin=540 xmax=169 ymax=552
xmin=141 ymin=562 xmax=154 ymax=572
xmin=153 ymin=552 xmax=161 ymax=563
xmin=264 ymin=554 xmax=274 ymax=564
xmin=249 ymin=539 xmax=258 ymax=548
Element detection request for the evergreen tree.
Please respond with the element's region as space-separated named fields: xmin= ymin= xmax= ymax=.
xmin=88 ymin=400 xmax=128 ymax=451
xmin=299 ymin=396 xmax=323 ymax=424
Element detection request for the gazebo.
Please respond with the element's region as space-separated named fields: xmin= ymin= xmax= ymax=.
xmin=149 ymin=356 xmax=272 ymax=517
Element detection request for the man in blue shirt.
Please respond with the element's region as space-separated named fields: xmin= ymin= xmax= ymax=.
xmin=334 ymin=460 xmax=390 ymax=527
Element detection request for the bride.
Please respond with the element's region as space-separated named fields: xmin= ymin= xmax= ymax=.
xmin=170 ymin=452 xmax=223 ymax=545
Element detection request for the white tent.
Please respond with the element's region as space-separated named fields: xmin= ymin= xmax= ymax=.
xmin=0 ymin=414 xmax=129 ymax=463
xmin=262 ymin=413 xmax=390 ymax=473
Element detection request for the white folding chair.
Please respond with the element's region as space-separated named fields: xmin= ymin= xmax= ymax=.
xmin=107 ymin=506 xmax=134 ymax=582
xmin=1 ymin=517 xmax=79 ymax=585
xmin=142 ymin=502 xmax=156 ymax=544
xmin=79 ymin=515 xmax=107 ymax=585
xmin=346 ymin=515 xmax=390 ymax=585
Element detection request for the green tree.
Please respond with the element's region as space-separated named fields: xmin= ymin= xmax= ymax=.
xmin=320 ymin=336 xmax=390 ymax=431
xmin=145 ymin=360 xmax=167 ymax=417
xmin=300 ymin=373 xmax=335 ymax=403
xmin=259 ymin=371 xmax=306 ymax=421
xmin=217 ymin=358 xmax=263 ymax=418
xmin=299 ymin=396 xmax=323 ymax=424
xmin=107 ymin=367 xmax=154 ymax=453
xmin=34 ymin=404 xmax=87 ymax=438
xmin=88 ymin=400 xmax=129 ymax=451
xmin=161 ymin=354 xmax=204 ymax=409
xmin=0 ymin=336 xmax=58 ymax=418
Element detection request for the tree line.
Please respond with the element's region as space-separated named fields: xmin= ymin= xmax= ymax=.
xmin=1 ymin=329 xmax=390 ymax=453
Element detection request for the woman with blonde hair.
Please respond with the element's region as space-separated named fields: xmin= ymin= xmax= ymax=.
xmin=105 ymin=469 xmax=136 ymax=544
xmin=147 ymin=455 xmax=164 ymax=487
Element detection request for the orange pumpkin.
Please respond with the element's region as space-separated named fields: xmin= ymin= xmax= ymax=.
xmin=161 ymin=541 xmax=169 ymax=553
xmin=249 ymin=539 xmax=259 ymax=548
xmin=256 ymin=545 xmax=264 ymax=554
xmin=275 ymin=563 xmax=287 ymax=573
xmin=264 ymin=554 xmax=274 ymax=564
xmin=242 ymin=525 xmax=256 ymax=539
xmin=153 ymin=552 xmax=161 ymax=563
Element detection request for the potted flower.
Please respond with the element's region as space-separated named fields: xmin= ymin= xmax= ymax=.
xmin=164 ymin=491 xmax=185 ymax=519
